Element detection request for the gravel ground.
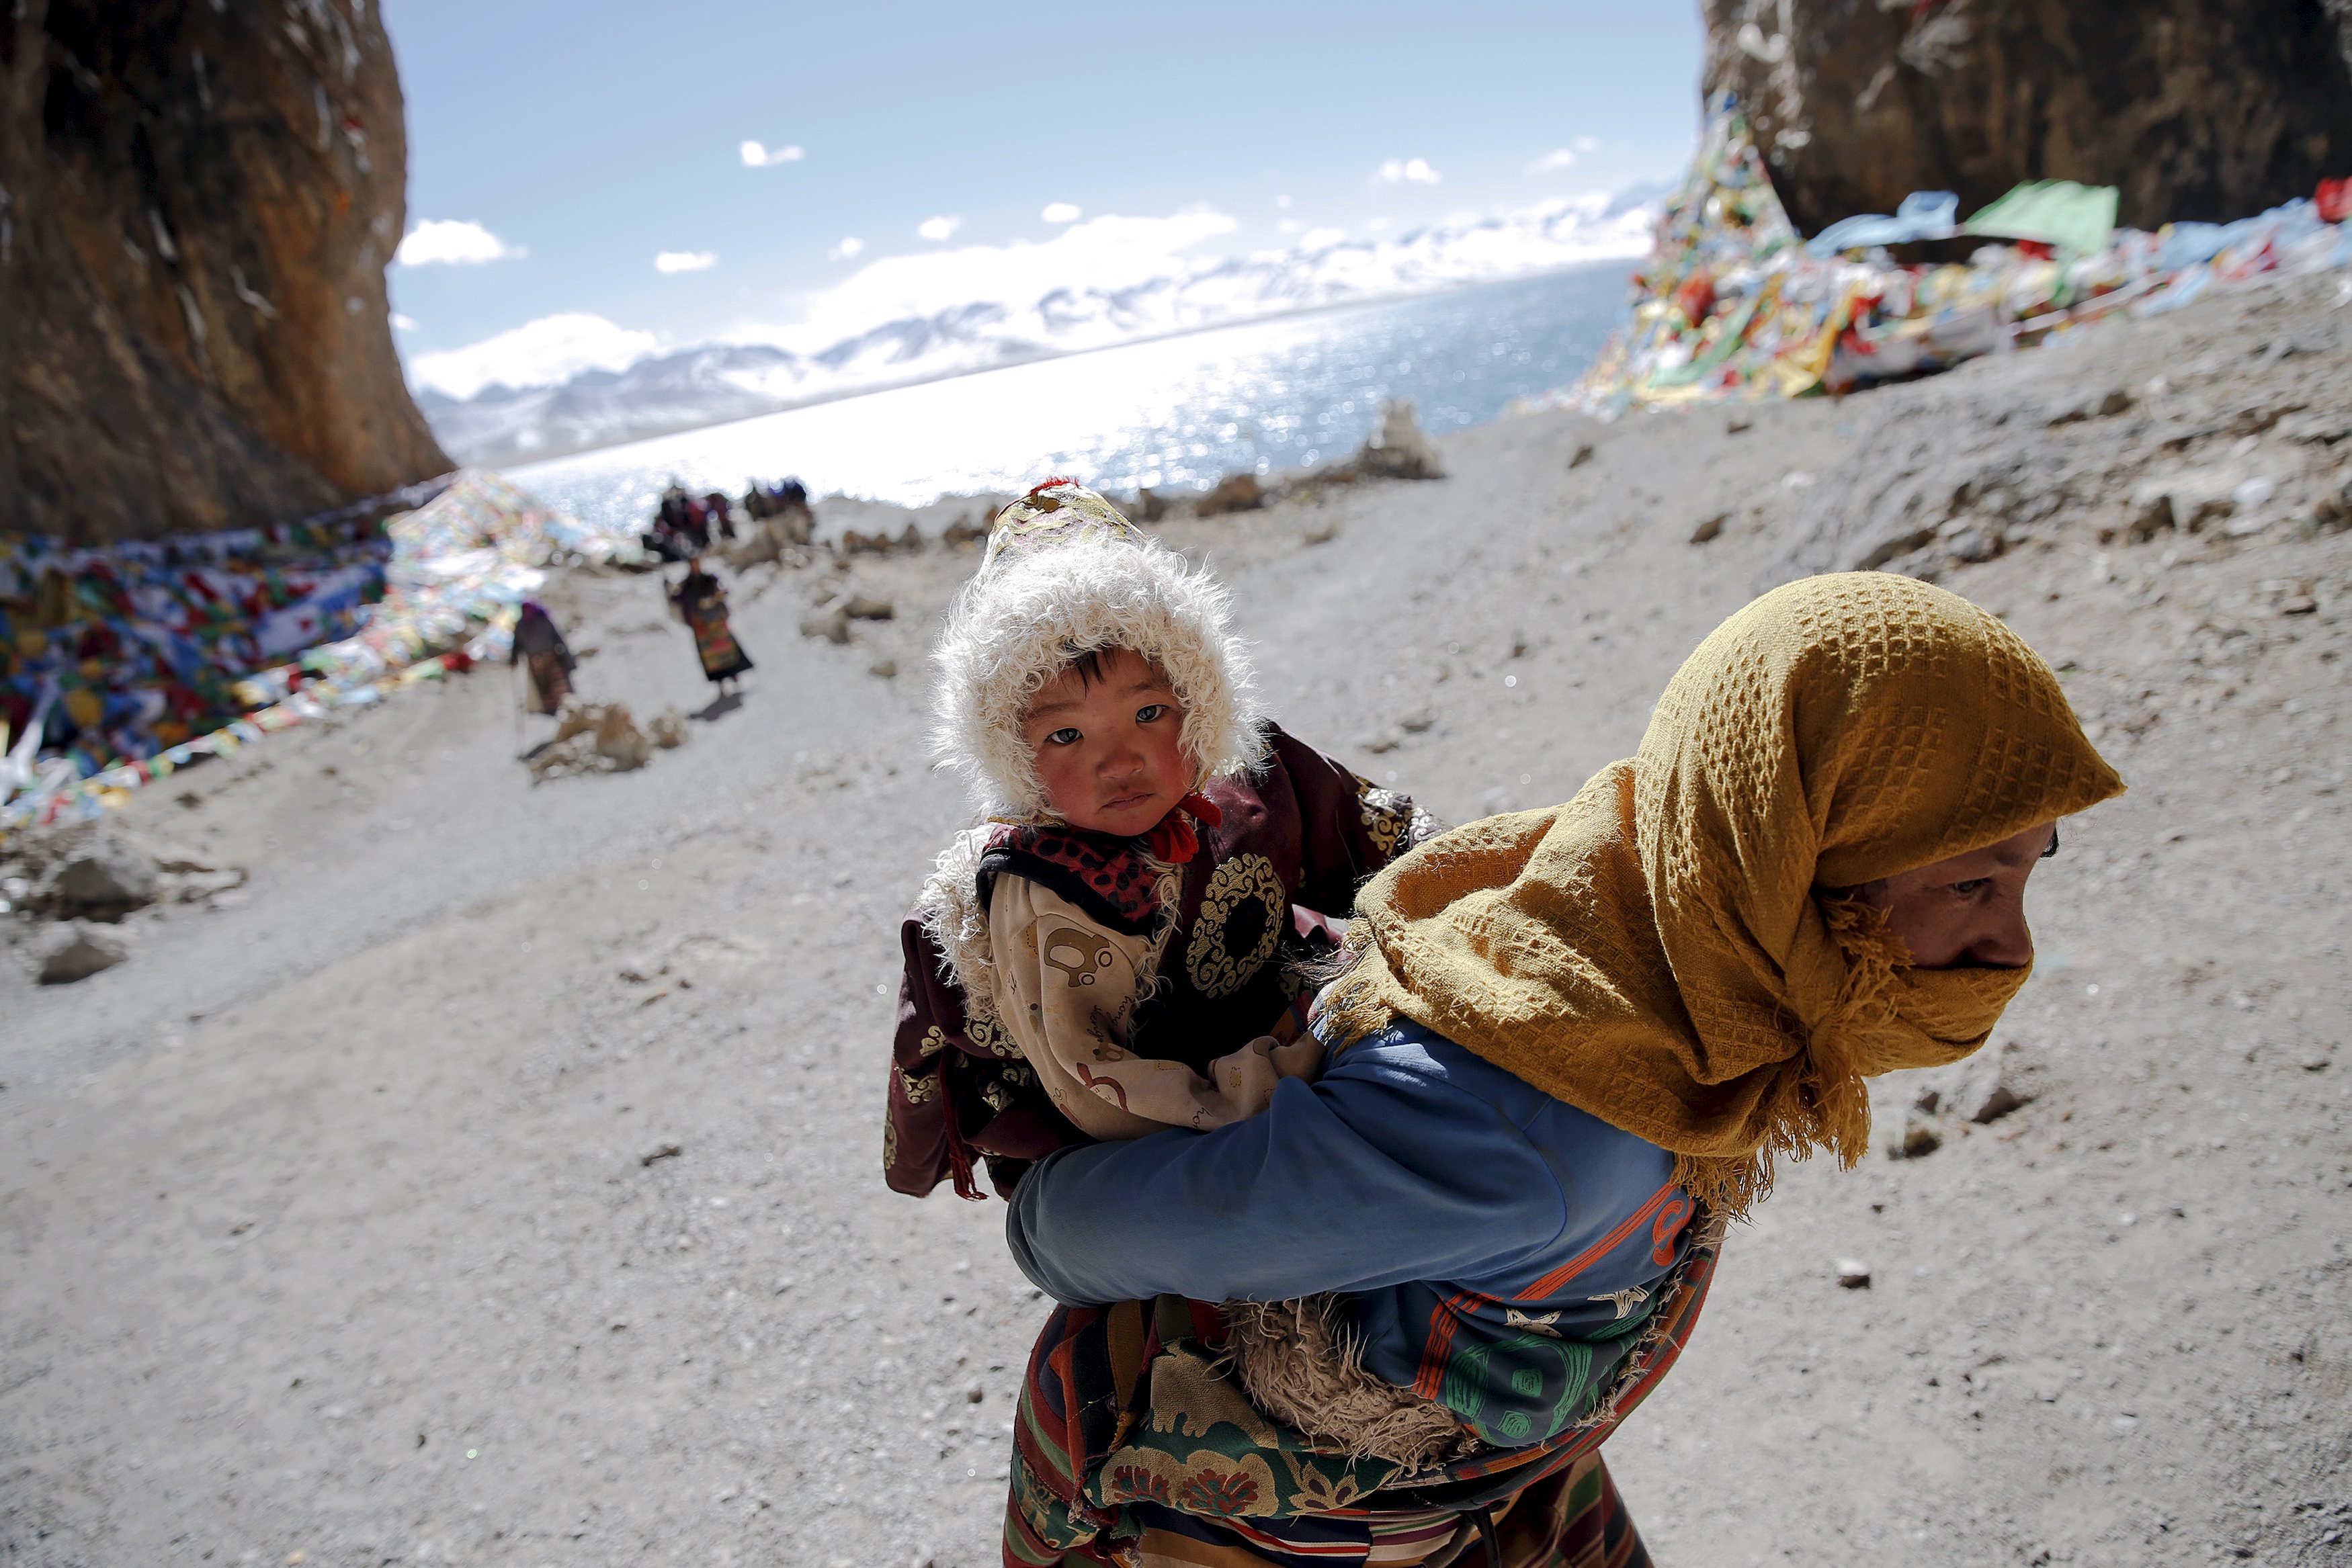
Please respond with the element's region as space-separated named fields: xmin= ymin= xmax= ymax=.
xmin=4 ymin=273 xmax=2349 ymax=1568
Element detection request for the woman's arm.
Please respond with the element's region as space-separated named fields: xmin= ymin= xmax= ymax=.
xmin=1005 ymin=1050 xmax=1567 ymax=1306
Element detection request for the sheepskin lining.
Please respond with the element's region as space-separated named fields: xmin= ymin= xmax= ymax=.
xmin=930 ymin=535 xmax=1265 ymax=819
xmin=1222 ymin=1206 xmax=1729 ymax=1473
xmin=1222 ymin=1295 xmax=1478 ymax=1473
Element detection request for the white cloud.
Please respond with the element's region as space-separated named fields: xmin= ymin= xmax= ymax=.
xmin=1575 ymin=135 xmax=1601 ymax=153
xmin=1527 ymin=148 xmax=1579 ymax=174
xmin=394 ymin=219 xmax=518 ymax=266
xmin=916 ymin=215 xmax=964 ymax=243
xmin=827 ymin=236 xmax=866 ymax=261
xmin=1299 ymin=226 xmax=1347 ymax=250
xmin=1376 ymin=157 xmax=1441 ymax=186
xmin=388 ymin=312 xmax=417 ymax=331
xmin=1274 ymin=193 xmax=1293 ymax=210
xmin=1042 ymin=202 xmax=1082 ymax=224
xmin=739 ymin=140 xmax=805 ymax=167
xmin=407 ymin=311 xmax=659 ymax=399
xmin=655 ymin=250 xmax=718 ymax=273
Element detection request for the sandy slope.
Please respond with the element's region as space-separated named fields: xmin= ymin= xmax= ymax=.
xmin=3 ymin=275 xmax=2349 ymax=1568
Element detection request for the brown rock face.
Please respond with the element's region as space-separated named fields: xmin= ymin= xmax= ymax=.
xmin=1701 ymin=0 xmax=2352 ymax=237
xmin=0 ymin=0 xmax=448 ymax=543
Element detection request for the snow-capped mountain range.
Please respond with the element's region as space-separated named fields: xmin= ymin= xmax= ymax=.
xmin=415 ymin=191 xmax=1661 ymax=468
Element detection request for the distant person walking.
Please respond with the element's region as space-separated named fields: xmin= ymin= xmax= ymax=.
xmin=509 ymin=600 xmax=577 ymax=715
xmin=669 ymin=558 xmax=753 ymax=691
xmin=702 ymin=490 xmax=739 ymax=542
xmin=645 ymin=481 xmax=713 ymax=562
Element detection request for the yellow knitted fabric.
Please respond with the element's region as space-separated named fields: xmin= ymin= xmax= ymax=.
xmin=1322 ymin=573 xmax=2124 ymax=1213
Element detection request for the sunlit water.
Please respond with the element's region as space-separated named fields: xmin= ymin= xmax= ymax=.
xmin=513 ymin=265 xmax=1630 ymax=528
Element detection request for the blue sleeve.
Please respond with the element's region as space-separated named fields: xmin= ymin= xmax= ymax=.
xmin=1005 ymin=1052 xmax=1568 ymax=1306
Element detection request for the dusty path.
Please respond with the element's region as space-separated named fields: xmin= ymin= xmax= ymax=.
xmin=4 ymin=274 xmax=2349 ymax=1568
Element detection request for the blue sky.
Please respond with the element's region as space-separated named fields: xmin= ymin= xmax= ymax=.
xmin=383 ymin=1 xmax=1702 ymax=395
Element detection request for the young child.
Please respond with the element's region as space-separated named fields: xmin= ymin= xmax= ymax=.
xmin=885 ymin=480 xmax=1433 ymax=1200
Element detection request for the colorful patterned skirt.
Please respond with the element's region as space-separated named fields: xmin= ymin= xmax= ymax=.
xmin=685 ymin=601 xmax=753 ymax=682
xmin=1003 ymin=1216 xmax=1720 ymax=1567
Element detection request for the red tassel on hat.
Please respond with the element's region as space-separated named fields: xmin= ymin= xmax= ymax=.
xmin=1144 ymin=792 xmax=1223 ymax=864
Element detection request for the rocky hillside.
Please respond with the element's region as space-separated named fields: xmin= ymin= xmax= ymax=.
xmin=1701 ymin=0 xmax=2352 ymax=235
xmin=0 ymin=0 xmax=448 ymax=542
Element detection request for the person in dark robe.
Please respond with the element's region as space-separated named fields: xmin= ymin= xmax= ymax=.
xmin=509 ymin=600 xmax=577 ymax=715
xmin=667 ymin=558 xmax=753 ymax=689
xmin=703 ymin=491 xmax=738 ymax=541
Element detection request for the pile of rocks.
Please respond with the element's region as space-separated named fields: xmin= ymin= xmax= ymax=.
xmin=526 ymin=701 xmax=687 ymax=783
xmin=3 ymin=827 xmax=249 ymax=984
xmin=1184 ymin=400 xmax=1448 ymax=519
xmin=797 ymin=591 xmax=896 ymax=646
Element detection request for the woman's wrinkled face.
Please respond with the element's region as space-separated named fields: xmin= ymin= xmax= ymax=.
xmin=1021 ymin=647 xmax=1194 ymax=836
xmin=1849 ymin=820 xmax=2060 ymax=970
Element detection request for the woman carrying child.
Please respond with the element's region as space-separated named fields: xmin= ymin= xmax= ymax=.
xmin=886 ymin=478 xmax=1434 ymax=1203
xmin=997 ymin=572 xmax=2124 ymax=1566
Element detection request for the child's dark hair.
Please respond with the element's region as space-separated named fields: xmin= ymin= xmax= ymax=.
xmin=1059 ymin=646 xmax=1169 ymax=690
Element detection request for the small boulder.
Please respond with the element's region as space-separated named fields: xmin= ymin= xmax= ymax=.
xmin=843 ymin=594 xmax=895 ymax=621
xmin=1952 ymin=1041 xmax=2036 ymax=1124
xmin=2263 ymin=578 xmax=2318 ymax=615
xmin=39 ymin=922 xmax=128 ymax=984
xmin=1943 ymin=525 xmax=2003 ymax=564
xmin=648 ymin=709 xmax=688 ymax=749
xmin=1845 ymin=522 xmax=1939 ymax=572
xmin=1835 ymin=1259 xmax=1872 ymax=1289
xmin=2048 ymin=387 xmax=2132 ymax=425
xmin=171 ymin=867 xmax=248 ymax=903
xmin=2121 ymin=493 xmax=2175 ymax=543
xmin=1196 ymin=473 xmax=1265 ymax=516
xmin=1568 ymin=442 xmax=1595 ymax=470
xmin=595 ymin=703 xmax=653 ymax=771
xmin=869 ymin=658 xmax=900 ymax=679
xmin=1888 ymin=1111 xmax=1943 ymax=1160
xmin=54 ymin=836 xmax=159 ymax=916
xmin=1689 ymin=513 xmax=1728 ymax=545
xmin=722 ymin=521 xmax=784 ymax=569
xmin=799 ymin=603 xmax=853 ymax=644
xmin=1355 ymin=400 xmax=1444 ymax=480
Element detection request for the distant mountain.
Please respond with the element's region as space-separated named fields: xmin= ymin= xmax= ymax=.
xmin=419 ymin=192 xmax=1661 ymax=468
xmin=413 ymin=345 xmax=818 ymax=470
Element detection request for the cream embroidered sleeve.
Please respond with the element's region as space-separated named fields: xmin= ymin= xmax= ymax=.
xmin=986 ymin=878 xmax=1164 ymax=1141
xmin=986 ymin=877 xmax=1322 ymax=1137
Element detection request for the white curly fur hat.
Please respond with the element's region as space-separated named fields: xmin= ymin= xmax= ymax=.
xmin=932 ymin=481 xmax=1264 ymax=818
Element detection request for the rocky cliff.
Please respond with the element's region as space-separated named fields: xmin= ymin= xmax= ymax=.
xmin=1701 ymin=0 xmax=2352 ymax=237
xmin=0 ymin=0 xmax=448 ymax=543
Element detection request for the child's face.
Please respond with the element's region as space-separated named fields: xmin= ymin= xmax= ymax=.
xmin=1021 ymin=648 xmax=1193 ymax=835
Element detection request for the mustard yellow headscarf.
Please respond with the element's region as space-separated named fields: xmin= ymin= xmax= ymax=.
xmin=1322 ymin=573 xmax=2125 ymax=1213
